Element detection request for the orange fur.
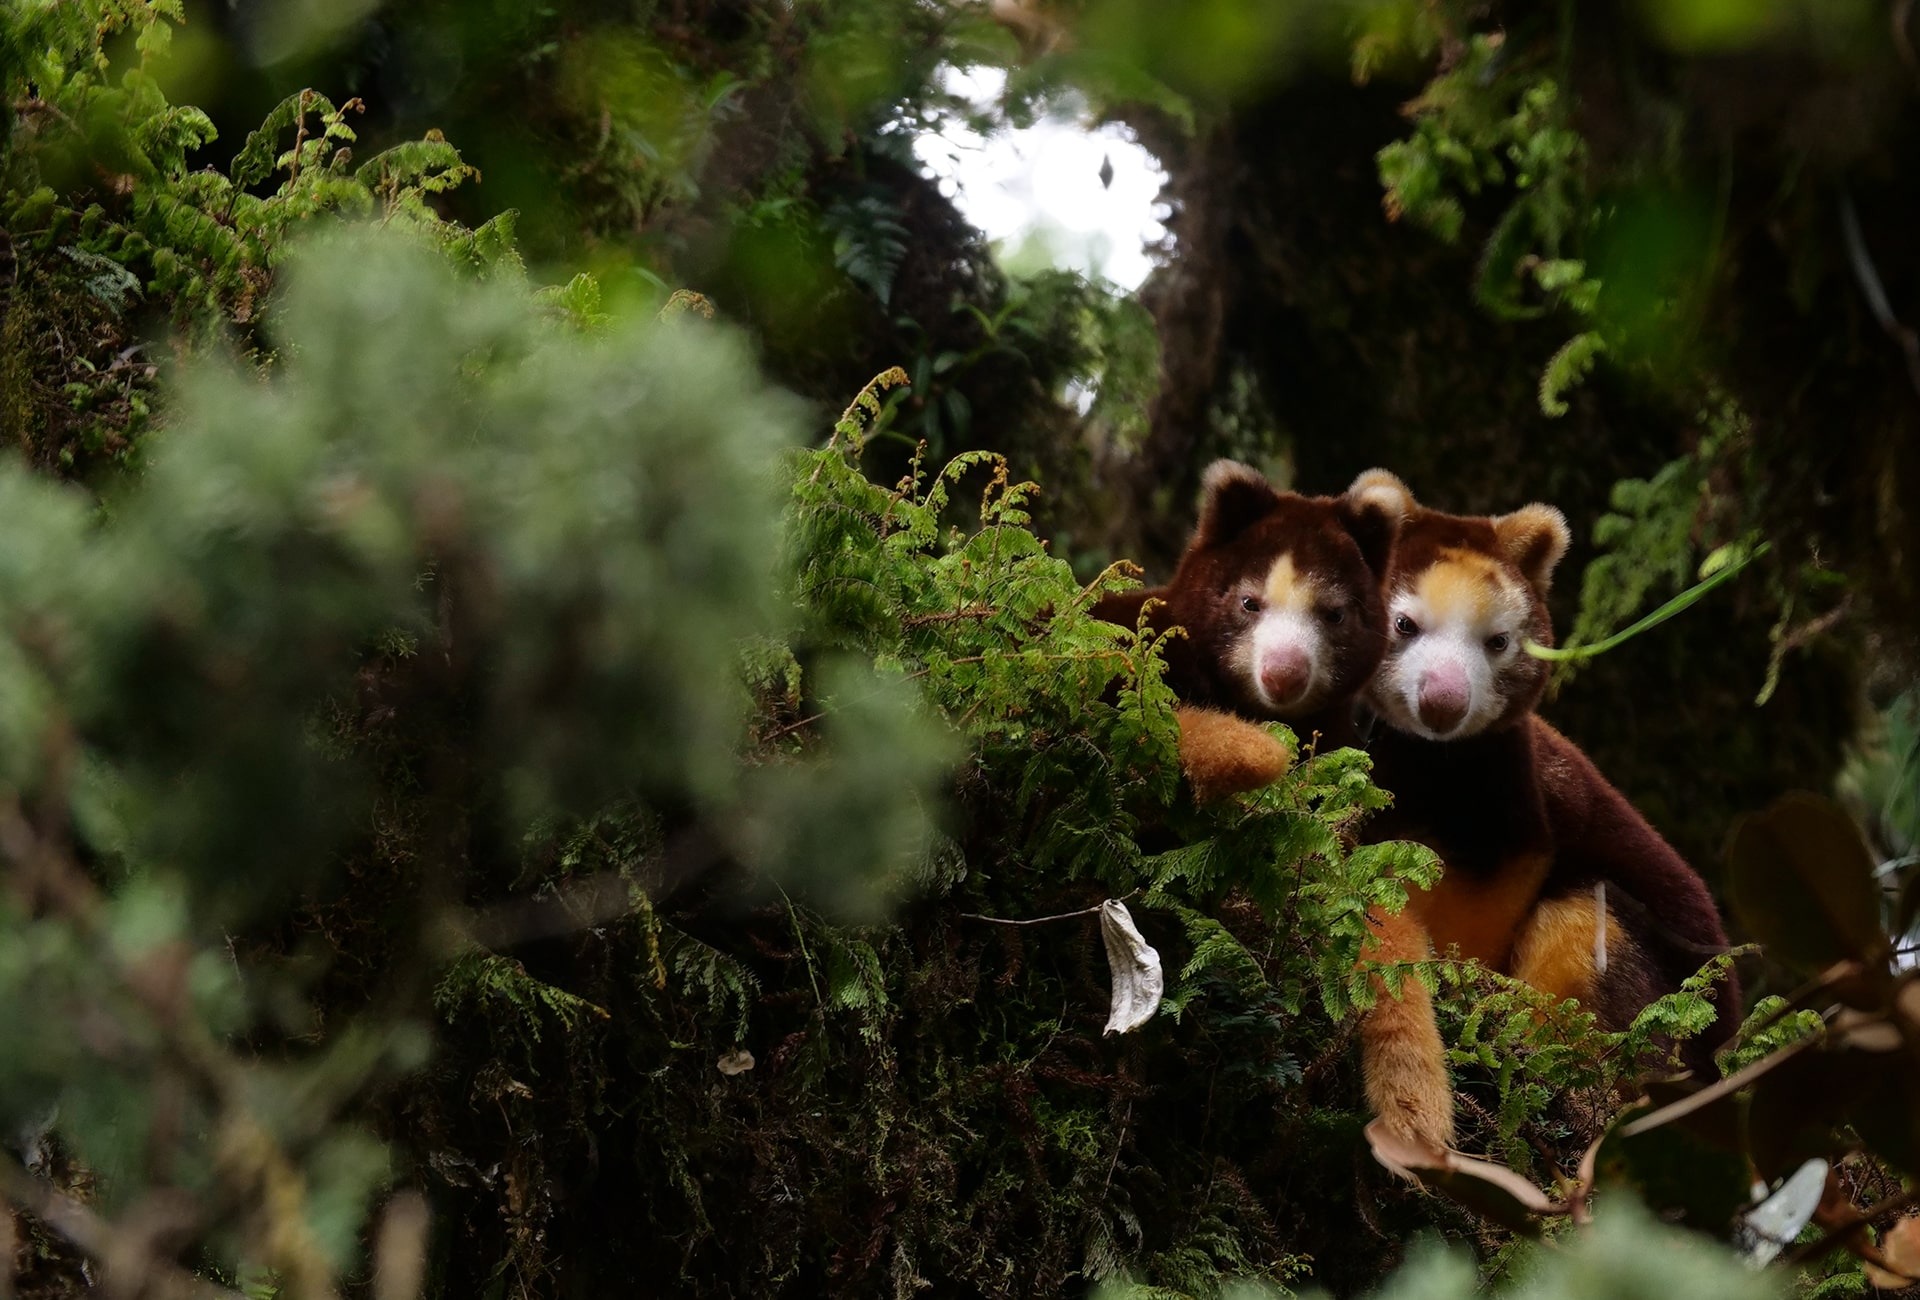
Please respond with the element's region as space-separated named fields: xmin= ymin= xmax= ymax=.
xmin=1510 ymin=891 xmax=1629 ymax=1004
xmin=1357 ymin=854 xmax=1549 ymax=1156
xmin=1260 ymin=553 xmax=1318 ymax=613
xmin=1413 ymin=550 xmax=1532 ymax=633
xmin=1360 ymin=906 xmax=1455 ymax=1152
xmin=1416 ymin=549 xmax=1503 ymax=620
xmin=1407 ymin=852 xmax=1552 ymax=967
xmin=1174 ymin=705 xmax=1291 ymax=801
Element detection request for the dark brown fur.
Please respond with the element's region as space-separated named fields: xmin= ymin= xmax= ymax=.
xmin=1363 ymin=498 xmax=1740 ymax=1146
xmin=1092 ymin=464 xmax=1397 ymax=757
xmin=1369 ymin=719 xmax=1739 ymax=1055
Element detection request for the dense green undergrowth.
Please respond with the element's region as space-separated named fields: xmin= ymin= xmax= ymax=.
xmin=0 ymin=222 xmax=1766 ymax=1297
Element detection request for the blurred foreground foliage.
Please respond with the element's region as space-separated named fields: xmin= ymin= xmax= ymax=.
xmin=0 ymin=226 xmax=957 ymax=1293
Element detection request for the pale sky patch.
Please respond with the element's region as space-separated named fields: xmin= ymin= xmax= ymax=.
xmin=911 ymin=66 xmax=1171 ymax=292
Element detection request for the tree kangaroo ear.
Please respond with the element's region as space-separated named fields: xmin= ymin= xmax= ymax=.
xmin=1341 ymin=468 xmax=1414 ymax=578
xmin=1195 ymin=460 xmax=1282 ymax=547
xmin=1335 ymin=495 xmax=1400 ymax=580
xmin=1346 ymin=468 xmax=1416 ymax=523
xmin=1493 ymin=504 xmax=1572 ymax=594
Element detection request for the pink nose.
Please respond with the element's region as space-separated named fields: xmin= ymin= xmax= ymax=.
xmin=1416 ymin=664 xmax=1470 ymax=733
xmin=1259 ymin=648 xmax=1312 ymax=707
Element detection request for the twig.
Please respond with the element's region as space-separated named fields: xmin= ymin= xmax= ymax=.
xmin=960 ymin=891 xmax=1137 ymax=927
xmin=959 ymin=903 xmax=1104 ymax=926
xmin=1771 ymin=597 xmax=1853 ymax=662
xmin=776 ymin=881 xmax=825 ymax=1010
xmin=1101 ymin=1099 xmax=1133 ymax=1200
xmin=759 ymin=710 xmax=826 ymax=744
xmin=900 ymin=606 xmax=998 ymax=628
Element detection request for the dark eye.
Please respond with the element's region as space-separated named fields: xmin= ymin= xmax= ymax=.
xmin=1320 ymin=606 xmax=1345 ymax=625
xmin=1486 ymin=634 xmax=1510 ymax=653
xmin=1239 ymin=595 xmax=1261 ymax=614
xmin=1394 ymin=615 xmax=1419 ymax=637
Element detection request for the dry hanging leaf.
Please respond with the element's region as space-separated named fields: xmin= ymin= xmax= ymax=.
xmin=1831 ymin=1009 xmax=1903 ymax=1052
xmin=1100 ymin=900 xmax=1162 ymax=1035
xmin=1865 ymin=1213 xmax=1920 ymax=1289
xmin=1365 ymin=1119 xmax=1567 ymax=1235
xmin=1736 ymin=1158 xmax=1829 ymax=1266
